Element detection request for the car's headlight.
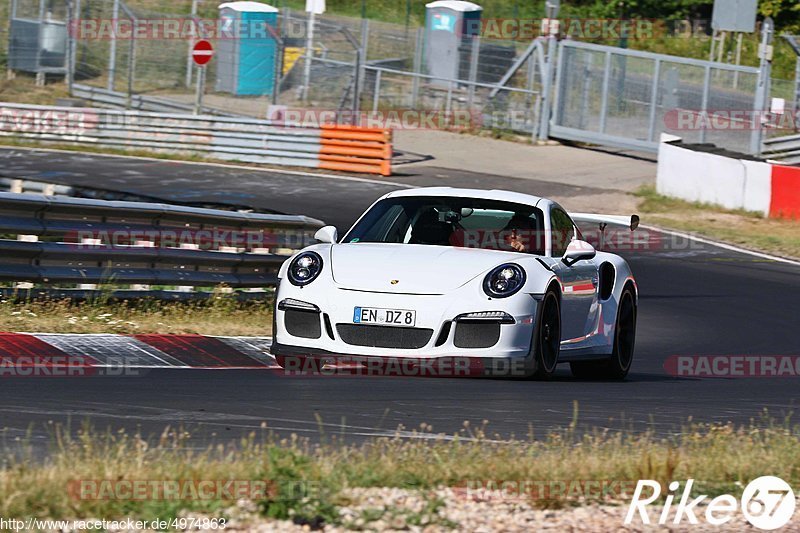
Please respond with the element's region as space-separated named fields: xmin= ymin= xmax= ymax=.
xmin=483 ymin=263 xmax=526 ymax=298
xmin=288 ymin=251 xmax=323 ymax=286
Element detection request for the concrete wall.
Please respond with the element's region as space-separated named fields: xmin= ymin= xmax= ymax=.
xmin=656 ymin=138 xmax=799 ymax=220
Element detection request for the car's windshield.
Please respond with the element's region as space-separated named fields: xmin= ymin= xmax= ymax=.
xmin=343 ymin=196 xmax=546 ymax=255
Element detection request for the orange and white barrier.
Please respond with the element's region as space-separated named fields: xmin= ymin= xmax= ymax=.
xmin=318 ymin=124 xmax=392 ymax=176
xmin=657 ymin=136 xmax=800 ymax=220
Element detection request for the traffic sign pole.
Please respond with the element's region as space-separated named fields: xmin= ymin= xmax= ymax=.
xmin=191 ymin=40 xmax=214 ymax=115
xmin=194 ymin=64 xmax=206 ymax=115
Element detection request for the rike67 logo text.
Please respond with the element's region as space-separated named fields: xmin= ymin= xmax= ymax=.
xmin=626 ymin=476 xmax=796 ymax=530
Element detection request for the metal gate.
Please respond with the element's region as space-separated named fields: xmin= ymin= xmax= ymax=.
xmin=549 ymin=40 xmax=764 ymax=155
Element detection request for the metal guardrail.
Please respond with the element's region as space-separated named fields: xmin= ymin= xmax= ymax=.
xmin=0 ymin=102 xmax=394 ymax=175
xmin=71 ymin=84 xmax=240 ymax=117
xmin=0 ymin=192 xmax=324 ymax=294
xmin=763 ymin=134 xmax=800 ymax=165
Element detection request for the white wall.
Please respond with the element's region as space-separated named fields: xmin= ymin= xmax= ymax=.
xmin=656 ymin=140 xmax=771 ymax=216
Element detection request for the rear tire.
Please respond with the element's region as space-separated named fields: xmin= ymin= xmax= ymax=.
xmin=570 ymin=286 xmax=636 ymax=380
xmin=531 ymin=290 xmax=561 ymax=380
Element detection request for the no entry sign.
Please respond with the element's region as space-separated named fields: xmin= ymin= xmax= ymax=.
xmin=192 ymin=40 xmax=214 ymax=66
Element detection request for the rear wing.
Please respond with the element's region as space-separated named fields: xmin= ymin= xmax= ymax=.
xmin=571 ymin=213 xmax=640 ymax=231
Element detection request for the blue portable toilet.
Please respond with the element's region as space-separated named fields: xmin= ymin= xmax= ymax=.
xmin=215 ymin=1 xmax=279 ymax=96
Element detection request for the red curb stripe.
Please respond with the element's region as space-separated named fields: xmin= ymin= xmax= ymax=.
xmin=0 ymin=332 xmax=97 ymax=367
xmin=0 ymin=332 xmax=87 ymax=361
xmin=132 ymin=334 xmax=267 ymax=368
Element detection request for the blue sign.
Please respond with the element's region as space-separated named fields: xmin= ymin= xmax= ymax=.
xmin=432 ymin=13 xmax=456 ymax=32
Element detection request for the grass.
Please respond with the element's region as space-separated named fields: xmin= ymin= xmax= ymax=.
xmin=635 ymin=185 xmax=800 ymax=260
xmin=0 ymin=76 xmax=70 ymax=106
xmin=0 ymin=293 xmax=273 ymax=336
xmin=1 ymin=415 xmax=799 ymax=529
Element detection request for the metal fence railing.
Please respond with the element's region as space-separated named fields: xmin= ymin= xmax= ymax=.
xmin=0 ymin=102 xmax=394 ymax=175
xmin=762 ymin=133 xmax=800 ymax=164
xmin=550 ymin=39 xmax=765 ymax=154
xmin=0 ymin=191 xmax=324 ymax=298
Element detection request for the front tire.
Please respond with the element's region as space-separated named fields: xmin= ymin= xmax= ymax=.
xmin=570 ymin=286 xmax=636 ymax=380
xmin=531 ymin=290 xmax=561 ymax=380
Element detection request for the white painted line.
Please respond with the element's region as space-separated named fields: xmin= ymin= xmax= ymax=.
xmin=0 ymin=146 xmax=412 ymax=189
xmin=643 ymin=224 xmax=800 ymax=268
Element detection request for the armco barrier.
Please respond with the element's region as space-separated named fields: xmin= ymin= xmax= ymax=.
xmin=0 ymin=102 xmax=393 ymax=176
xmin=657 ymin=136 xmax=800 ymax=220
xmin=0 ymin=192 xmax=324 ymax=296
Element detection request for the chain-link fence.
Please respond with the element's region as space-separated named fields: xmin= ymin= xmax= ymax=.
xmin=60 ymin=2 xmax=543 ymax=130
xmin=5 ymin=1 xmax=799 ymax=153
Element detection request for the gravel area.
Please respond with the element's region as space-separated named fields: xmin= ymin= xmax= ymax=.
xmin=209 ymin=488 xmax=800 ymax=532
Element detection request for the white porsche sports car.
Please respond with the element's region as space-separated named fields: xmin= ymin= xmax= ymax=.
xmin=271 ymin=187 xmax=638 ymax=379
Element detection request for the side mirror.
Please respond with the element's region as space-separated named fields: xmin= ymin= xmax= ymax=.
xmin=562 ymin=240 xmax=596 ymax=266
xmin=314 ymin=225 xmax=338 ymax=244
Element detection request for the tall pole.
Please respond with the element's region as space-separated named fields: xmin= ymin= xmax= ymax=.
xmin=186 ymin=0 xmax=198 ymax=88
xmin=126 ymin=24 xmax=136 ymax=109
xmin=302 ymin=10 xmax=315 ymax=102
xmin=750 ymin=18 xmax=774 ymax=156
xmin=107 ymin=0 xmax=119 ymax=91
xmin=66 ymin=0 xmax=74 ymax=94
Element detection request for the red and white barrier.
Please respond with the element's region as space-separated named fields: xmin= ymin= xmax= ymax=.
xmin=657 ymin=136 xmax=800 ymax=220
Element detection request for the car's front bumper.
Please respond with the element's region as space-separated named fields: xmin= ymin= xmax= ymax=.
xmin=272 ymin=282 xmax=541 ymax=376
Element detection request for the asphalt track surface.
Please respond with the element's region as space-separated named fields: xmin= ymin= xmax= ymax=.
xmin=0 ymin=147 xmax=798 ymax=447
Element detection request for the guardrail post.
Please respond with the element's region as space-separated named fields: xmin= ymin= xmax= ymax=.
xmin=77 ymin=237 xmax=100 ymax=290
xmin=177 ymin=242 xmax=200 ymax=292
xmin=130 ymin=239 xmax=154 ymax=291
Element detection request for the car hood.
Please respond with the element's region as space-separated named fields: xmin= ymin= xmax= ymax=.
xmin=330 ymin=243 xmax=522 ymax=295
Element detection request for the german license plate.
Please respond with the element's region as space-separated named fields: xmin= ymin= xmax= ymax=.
xmin=353 ymin=307 xmax=416 ymax=327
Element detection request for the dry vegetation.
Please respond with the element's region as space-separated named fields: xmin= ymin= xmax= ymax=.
xmin=636 ymin=185 xmax=800 ymax=260
xmin=0 ymin=415 xmax=798 ymax=529
xmin=0 ymin=293 xmax=273 ymax=336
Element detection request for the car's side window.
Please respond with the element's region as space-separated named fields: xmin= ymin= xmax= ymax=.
xmin=550 ymin=208 xmax=575 ymax=257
